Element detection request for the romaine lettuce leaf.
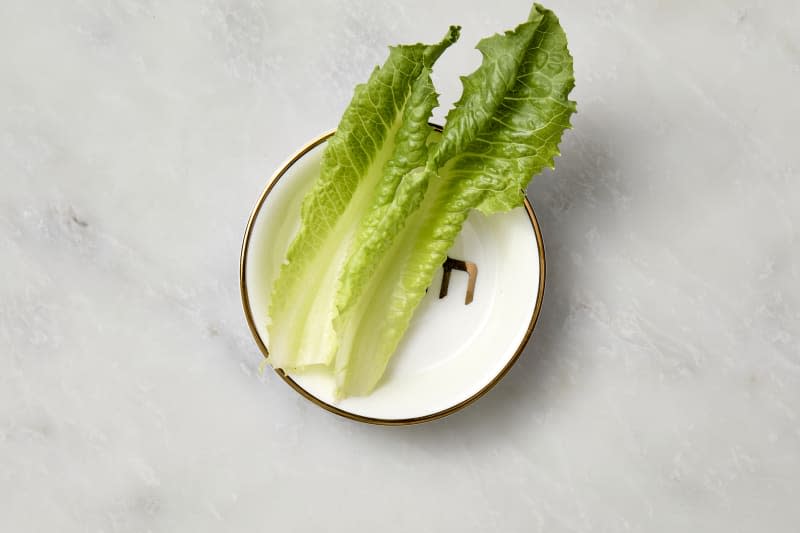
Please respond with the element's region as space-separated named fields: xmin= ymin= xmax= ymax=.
xmin=332 ymin=5 xmax=576 ymax=396
xmin=266 ymin=3 xmax=575 ymax=398
xmin=266 ymin=28 xmax=460 ymax=371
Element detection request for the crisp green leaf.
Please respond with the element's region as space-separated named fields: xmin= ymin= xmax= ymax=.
xmin=265 ymin=4 xmax=575 ymax=398
xmin=266 ymin=28 xmax=459 ymax=370
xmin=333 ymin=4 xmax=576 ymax=396
xmin=333 ymin=69 xmax=439 ymax=319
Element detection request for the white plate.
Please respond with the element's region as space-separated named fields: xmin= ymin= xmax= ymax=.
xmin=240 ymin=130 xmax=545 ymax=425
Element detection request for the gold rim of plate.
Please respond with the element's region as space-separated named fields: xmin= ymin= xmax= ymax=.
xmin=239 ymin=126 xmax=546 ymax=425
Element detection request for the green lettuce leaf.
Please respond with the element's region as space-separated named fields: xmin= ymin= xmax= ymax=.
xmin=266 ymin=28 xmax=460 ymax=370
xmin=332 ymin=4 xmax=576 ymax=396
xmin=266 ymin=3 xmax=575 ymax=398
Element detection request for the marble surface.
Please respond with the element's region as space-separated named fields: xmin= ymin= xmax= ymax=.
xmin=2 ymin=0 xmax=799 ymax=531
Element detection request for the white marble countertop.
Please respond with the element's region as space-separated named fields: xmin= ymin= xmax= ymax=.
xmin=2 ymin=1 xmax=799 ymax=531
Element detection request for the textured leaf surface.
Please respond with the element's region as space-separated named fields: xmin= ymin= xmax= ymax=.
xmin=266 ymin=4 xmax=575 ymax=398
xmin=266 ymin=29 xmax=459 ymax=370
xmin=334 ymin=4 xmax=576 ymax=396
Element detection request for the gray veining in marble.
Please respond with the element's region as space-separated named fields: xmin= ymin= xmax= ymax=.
xmin=2 ymin=0 xmax=799 ymax=531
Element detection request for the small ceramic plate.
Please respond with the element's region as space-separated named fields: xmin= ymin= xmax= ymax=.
xmin=240 ymin=130 xmax=545 ymax=425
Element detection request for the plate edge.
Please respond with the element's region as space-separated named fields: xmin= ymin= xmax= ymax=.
xmin=239 ymin=126 xmax=546 ymax=426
